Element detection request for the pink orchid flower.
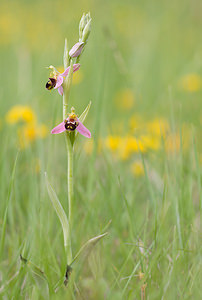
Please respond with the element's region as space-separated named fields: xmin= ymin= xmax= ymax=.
xmin=46 ymin=64 xmax=80 ymax=96
xmin=51 ymin=108 xmax=91 ymax=138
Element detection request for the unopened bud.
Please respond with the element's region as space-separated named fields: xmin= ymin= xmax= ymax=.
xmin=79 ymin=13 xmax=85 ymax=40
xmin=82 ymin=18 xmax=92 ymax=44
xmin=69 ymin=42 xmax=84 ymax=58
xmin=79 ymin=12 xmax=92 ymax=43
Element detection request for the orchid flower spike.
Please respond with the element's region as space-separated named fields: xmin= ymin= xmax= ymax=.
xmin=51 ymin=107 xmax=91 ymax=138
xmin=46 ymin=64 xmax=80 ymax=96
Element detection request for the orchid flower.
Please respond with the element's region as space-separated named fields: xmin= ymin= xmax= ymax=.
xmin=51 ymin=107 xmax=91 ymax=138
xmin=46 ymin=64 xmax=80 ymax=96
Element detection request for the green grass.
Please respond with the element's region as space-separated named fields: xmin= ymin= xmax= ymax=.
xmin=0 ymin=0 xmax=201 ymax=298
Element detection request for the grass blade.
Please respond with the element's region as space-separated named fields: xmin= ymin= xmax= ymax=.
xmin=0 ymin=152 xmax=19 ymax=257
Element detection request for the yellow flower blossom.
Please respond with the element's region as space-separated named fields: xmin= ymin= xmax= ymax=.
xmin=117 ymin=142 xmax=131 ymax=160
xmin=5 ymin=105 xmax=36 ymax=125
xmin=18 ymin=123 xmax=48 ymax=149
xmin=146 ymin=119 xmax=169 ymax=138
xmin=105 ymin=135 xmax=122 ymax=152
xmin=117 ymin=136 xmax=146 ymax=160
xmin=114 ymin=89 xmax=135 ymax=110
xmin=105 ymin=135 xmax=148 ymax=160
xmin=6 ymin=105 xmax=48 ymax=149
xmin=179 ymin=73 xmax=202 ymax=92
xmin=131 ymin=161 xmax=145 ymax=177
xmin=140 ymin=135 xmax=161 ymax=151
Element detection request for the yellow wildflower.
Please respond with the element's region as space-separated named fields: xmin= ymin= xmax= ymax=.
xmin=5 ymin=105 xmax=36 ymax=125
xmin=18 ymin=123 xmax=48 ymax=149
xmin=105 ymin=135 xmax=122 ymax=152
xmin=179 ymin=73 xmax=202 ymax=92
xmin=117 ymin=141 xmax=130 ymax=160
xmin=125 ymin=136 xmax=139 ymax=152
xmin=117 ymin=136 xmax=146 ymax=160
xmin=140 ymin=135 xmax=161 ymax=151
xmin=131 ymin=161 xmax=145 ymax=177
xmin=114 ymin=89 xmax=135 ymax=110
xmin=146 ymin=119 xmax=169 ymax=138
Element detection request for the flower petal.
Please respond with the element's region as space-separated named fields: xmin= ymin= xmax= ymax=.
xmin=69 ymin=42 xmax=84 ymax=57
xmin=54 ymin=75 xmax=63 ymax=89
xmin=61 ymin=64 xmax=81 ymax=77
xmin=76 ymin=120 xmax=91 ymax=138
xmin=58 ymin=85 xmax=64 ymax=95
xmin=51 ymin=122 xmax=66 ymax=134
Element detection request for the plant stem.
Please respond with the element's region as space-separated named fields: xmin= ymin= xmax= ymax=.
xmin=67 ymin=137 xmax=73 ymax=225
xmin=63 ymin=46 xmax=74 ymax=264
xmin=65 ymin=134 xmax=73 ymax=264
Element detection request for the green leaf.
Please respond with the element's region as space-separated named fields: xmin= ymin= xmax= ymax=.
xmin=71 ymin=232 xmax=108 ymax=266
xmin=45 ymin=173 xmax=70 ymax=251
xmin=79 ymin=101 xmax=92 ymax=123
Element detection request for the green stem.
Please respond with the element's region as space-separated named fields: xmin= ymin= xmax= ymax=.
xmin=67 ymin=138 xmax=73 ymax=225
xmin=65 ymin=134 xmax=74 ymax=264
xmin=63 ymin=45 xmax=75 ymax=264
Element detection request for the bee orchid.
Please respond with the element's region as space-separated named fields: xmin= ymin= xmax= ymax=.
xmin=51 ymin=108 xmax=91 ymax=138
xmin=46 ymin=64 xmax=80 ymax=96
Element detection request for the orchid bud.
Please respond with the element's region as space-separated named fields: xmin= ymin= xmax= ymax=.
xmin=79 ymin=13 xmax=85 ymax=40
xmin=82 ymin=18 xmax=92 ymax=44
xmin=79 ymin=12 xmax=92 ymax=43
xmin=69 ymin=42 xmax=84 ymax=58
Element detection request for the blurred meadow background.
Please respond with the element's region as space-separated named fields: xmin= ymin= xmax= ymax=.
xmin=0 ymin=0 xmax=202 ymax=298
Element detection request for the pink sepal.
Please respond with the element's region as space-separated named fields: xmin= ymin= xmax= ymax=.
xmin=76 ymin=119 xmax=91 ymax=138
xmin=54 ymin=75 xmax=63 ymax=89
xmin=58 ymin=85 xmax=64 ymax=95
xmin=69 ymin=42 xmax=84 ymax=57
xmin=61 ymin=64 xmax=81 ymax=77
xmin=51 ymin=122 xmax=66 ymax=134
